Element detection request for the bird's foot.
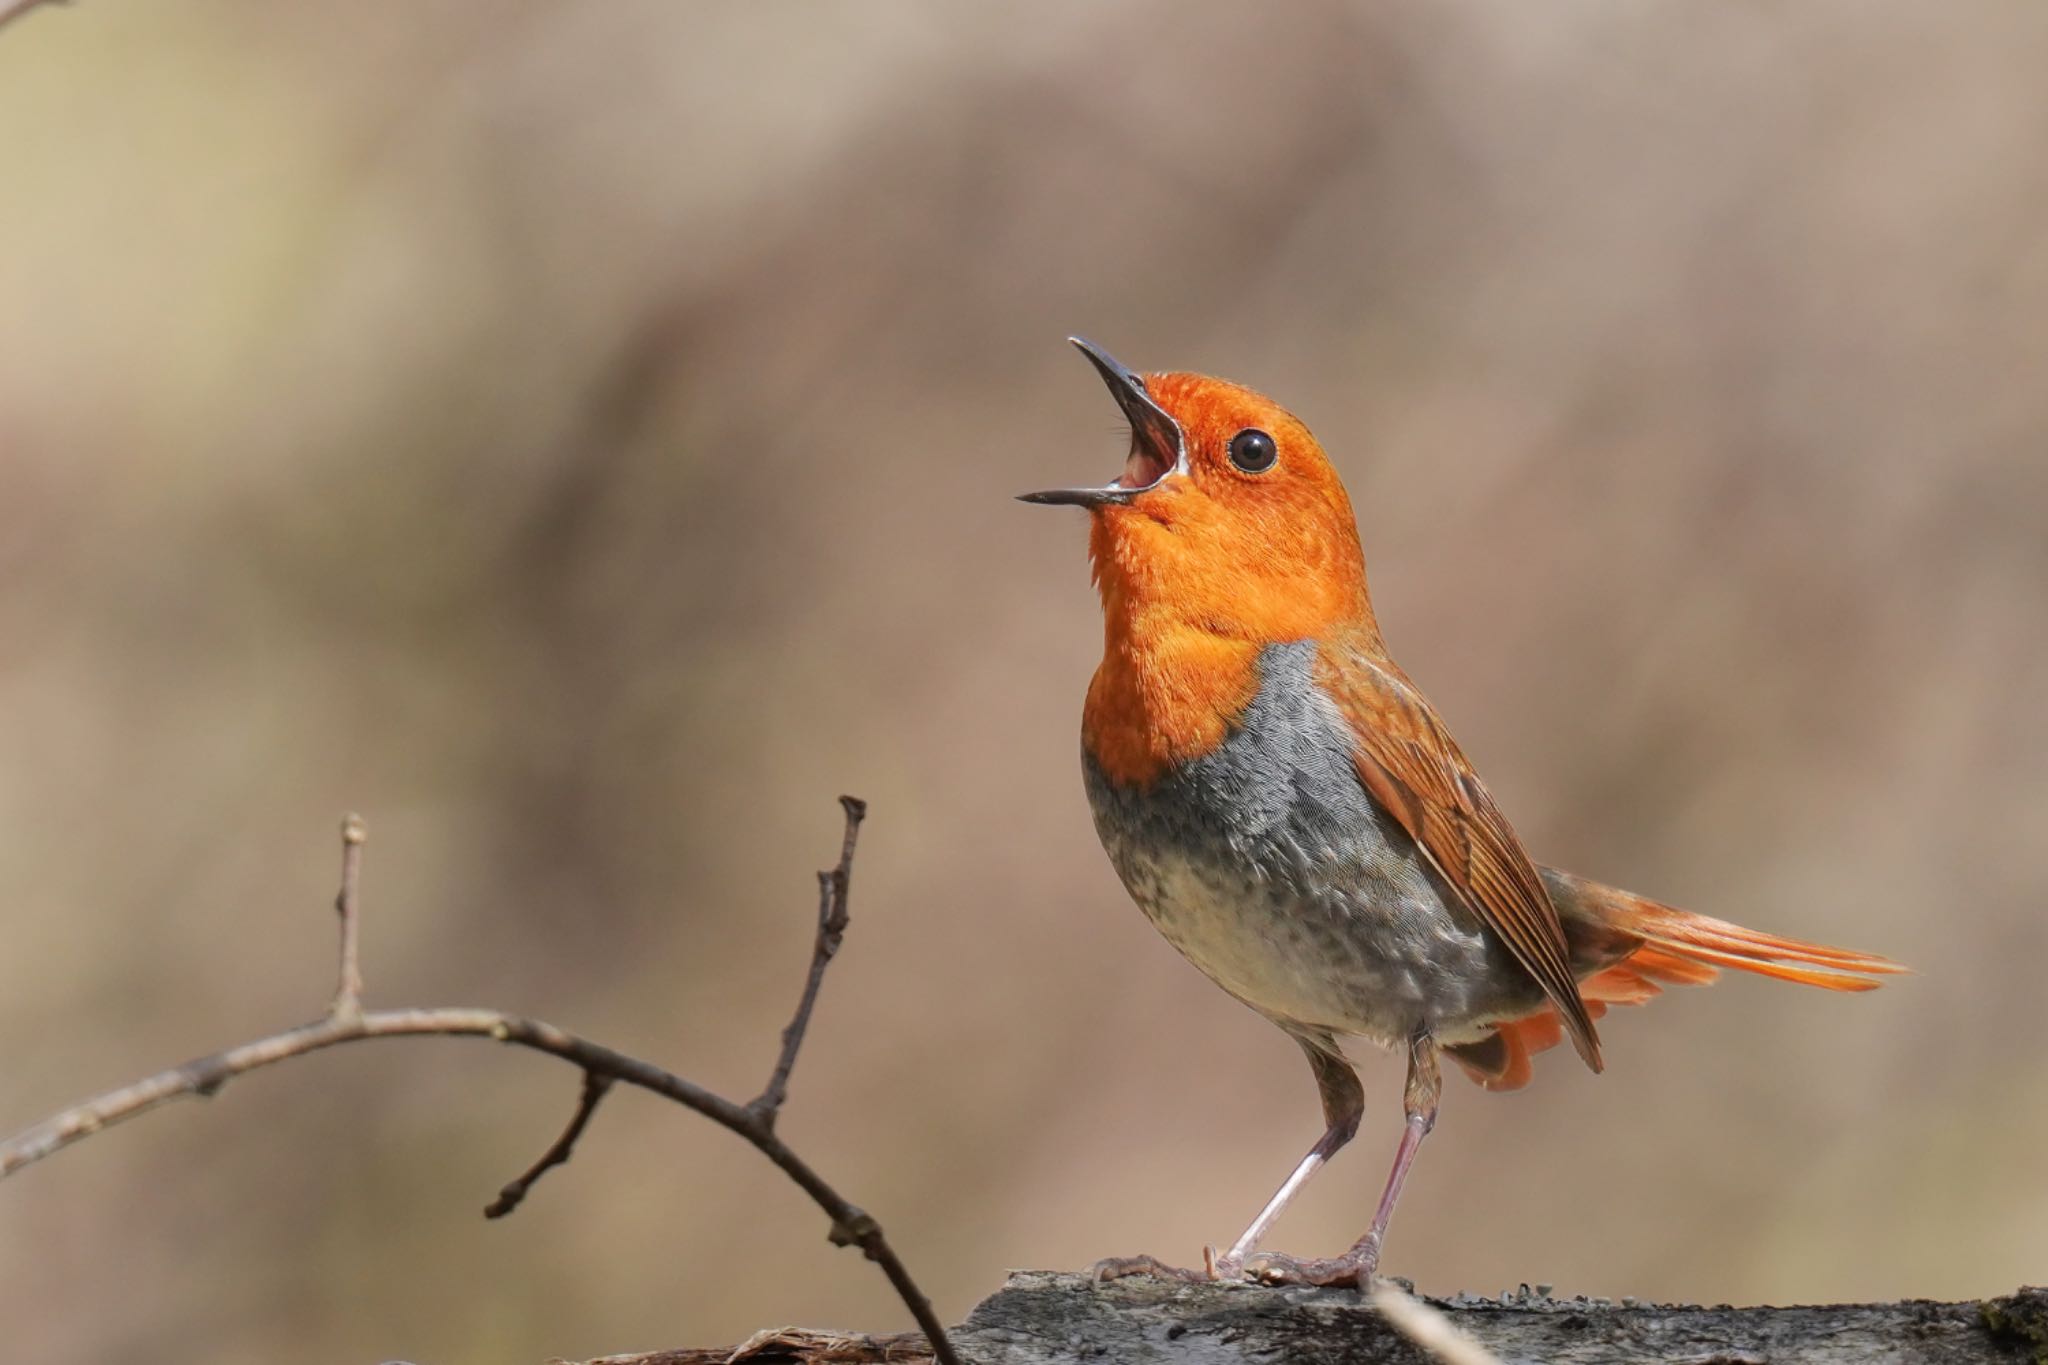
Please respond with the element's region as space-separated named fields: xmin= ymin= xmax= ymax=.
xmin=1087 ymin=1253 xmax=1206 ymax=1284
xmin=1088 ymin=1246 xmax=1242 ymax=1284
xmin=1243 ymin=1235 xmax=1380 ymax=1288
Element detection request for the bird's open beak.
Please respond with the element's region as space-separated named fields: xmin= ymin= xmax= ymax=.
xmin=1017 ymin=336 xmax=1187 ymax=508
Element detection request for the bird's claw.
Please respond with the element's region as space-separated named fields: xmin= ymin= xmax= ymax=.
xmin=1242 ymin=1247 xmax=1379 ymax=1288
xmin=1203 ymin=1245 xmax=1246 ymax=1281
xmin=1088 ymin=1244 xmax=1251 ymax=1285
xmin=1091 ymin=1243 xmax=1380 ymax=1288
xmin=1087 ymin=1252 xmax=1210 ymax=1285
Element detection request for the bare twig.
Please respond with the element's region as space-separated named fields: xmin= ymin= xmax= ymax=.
xmin=751 ymin=794 xmax=865 ymax=1128
xmin=1370 ymin=1281 xmax=1504 ymax=1365
xmin=0 ymin=804 xmax=961 ymax=1365
xmin=331 ymin=812 xmax=366 ymax=1019
xmin=484 ymin=1070 xmax=615 ymax=1219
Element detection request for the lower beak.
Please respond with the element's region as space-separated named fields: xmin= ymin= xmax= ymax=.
xmin=1016 ymin=484 xmax=1132 ymax=508
xmin=1018 ymin=336 xmax=1185 ymax=508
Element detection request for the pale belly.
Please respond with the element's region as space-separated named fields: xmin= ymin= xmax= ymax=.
xmin=1083 ymin=642 xmax=1545 ymax=1047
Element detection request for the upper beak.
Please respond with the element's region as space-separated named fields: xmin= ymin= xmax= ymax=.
xmin=1017 ymin=336 xmax=1186 ymax=508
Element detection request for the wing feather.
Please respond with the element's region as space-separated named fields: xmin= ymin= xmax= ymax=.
xmin=1316 ymin=637 xmax=1603 ymax=1071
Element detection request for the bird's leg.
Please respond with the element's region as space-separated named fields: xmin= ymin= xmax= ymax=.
xmin=1210 ymin=1038 xmax=1363 ymax=1278
xmin=1091 ymin=1033 xmax=1362 ymax=1286
xmin=1247 ymin=1034 xmax=1439 ymax=1288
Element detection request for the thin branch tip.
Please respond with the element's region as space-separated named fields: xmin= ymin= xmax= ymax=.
xmin=330 ymin=810 xmax=368 ymax=1018
xmin=485 ymin=1071 xmax=615 ymax=1219
xmin=748 ymin=797 xmax=869 ymax=1125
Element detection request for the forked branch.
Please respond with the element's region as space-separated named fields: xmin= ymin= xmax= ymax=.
xmin=0 ymin=803 xmax=959 ymax=1365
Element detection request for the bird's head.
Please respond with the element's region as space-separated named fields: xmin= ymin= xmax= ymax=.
xmin=1022 ymin=337 xmax=1373 ymax=644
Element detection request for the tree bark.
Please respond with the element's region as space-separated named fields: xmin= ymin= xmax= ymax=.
xmin=575 ymin=1274 xmax=2048 ymax=1365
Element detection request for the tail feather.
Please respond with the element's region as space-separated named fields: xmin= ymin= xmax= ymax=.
xmin=1601 ymin=898 xmax=1906 ymax=992
xmin=1580 ymin=946 xmax=1722 ymax=1002
xmin=1613 ymin=945 xmax=1721 ymax=988
xmin=1450 ymin=1004 xmax=1598 ymax=1092
xmin=1631 ymin=940 xmax=1885 ymax=991
xmin=1447 ymin=871 xmax=1905 ymax=1092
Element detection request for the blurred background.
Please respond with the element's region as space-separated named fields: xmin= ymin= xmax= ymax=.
xmin=2 ymin=2 xmax=2044 ymax=1361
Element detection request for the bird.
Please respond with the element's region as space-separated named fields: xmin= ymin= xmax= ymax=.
xmin=1019 ymin=337 xmax=1905 ymax=1288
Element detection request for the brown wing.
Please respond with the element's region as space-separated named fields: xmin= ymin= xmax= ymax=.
xmin=1315 ymin=638 xmax=1603 ymax=1072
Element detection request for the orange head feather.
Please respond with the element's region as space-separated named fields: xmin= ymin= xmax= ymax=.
xmin=1022 ymin=339 xmax=1380 ymax=784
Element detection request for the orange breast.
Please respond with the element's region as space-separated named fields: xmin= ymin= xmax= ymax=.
xmin=1082 ymin=623 xmax=1264 ymax=788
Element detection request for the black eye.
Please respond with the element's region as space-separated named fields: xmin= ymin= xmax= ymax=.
xmin=1228 ymin=428 xmax=1277 ymax=473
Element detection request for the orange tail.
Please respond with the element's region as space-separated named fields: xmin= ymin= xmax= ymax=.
xmin=1570 ymin=875 xmax=1908 ymax=993
xmin=1449 ymin=872 xmax=1905 ymax=1092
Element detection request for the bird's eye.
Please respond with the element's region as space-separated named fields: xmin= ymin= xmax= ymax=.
xmin=1228 ymin=428 xmax=1277 ymax=473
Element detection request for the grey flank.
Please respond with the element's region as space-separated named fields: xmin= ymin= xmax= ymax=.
xmin=1083 ymin=641 xmax=1547 ymax=1050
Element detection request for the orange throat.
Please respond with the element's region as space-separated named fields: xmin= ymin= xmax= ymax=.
xmin=1080 ymin=508 xmax=1375 ymax=788
xmin=1083 ymin=622 xmax=1263 ymax=789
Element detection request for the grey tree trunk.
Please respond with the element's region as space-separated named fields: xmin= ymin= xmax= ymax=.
xmin=575 ymin=1273 xmax=2048 ymax=1364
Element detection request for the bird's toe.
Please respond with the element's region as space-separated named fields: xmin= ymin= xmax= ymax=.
xmin=1242 ymin=1249 xmax=1376 ymax=1288
xmin=1086 ymin=1253 xmax=1214 ymax=1285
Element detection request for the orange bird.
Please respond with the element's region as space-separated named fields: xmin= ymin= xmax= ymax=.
xmin=1021 ymin=338 xmax=1904 ymax=1287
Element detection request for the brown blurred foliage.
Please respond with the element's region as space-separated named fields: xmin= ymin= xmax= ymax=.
xmin=2 ymin=3 xmax=2045 ymax=1362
